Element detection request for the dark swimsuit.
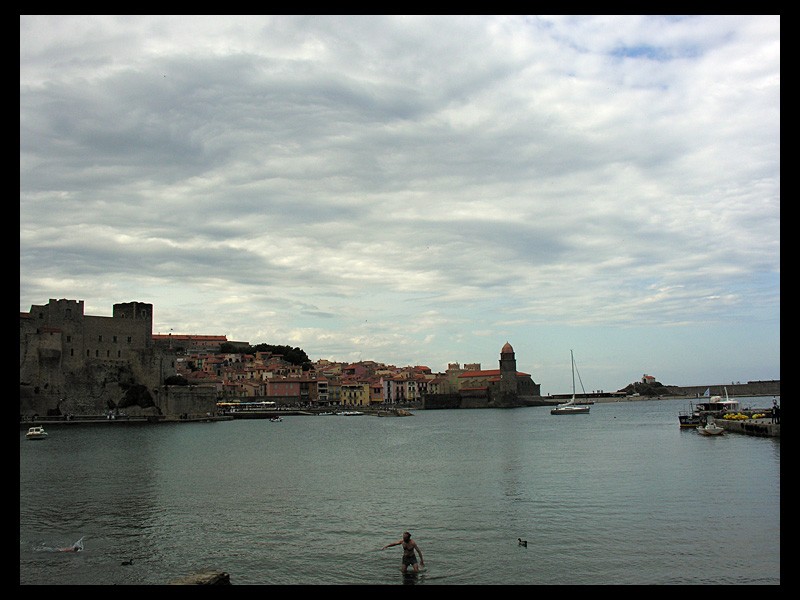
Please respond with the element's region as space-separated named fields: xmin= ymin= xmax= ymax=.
xmin=402 ymin=542 xmax=417 ymax=566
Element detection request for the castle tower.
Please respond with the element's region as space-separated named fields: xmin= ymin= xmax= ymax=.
xmin=499 ymin=341 xmax=518 ymax=394
xmin=113 ymin=302 xmax=153 ymax=347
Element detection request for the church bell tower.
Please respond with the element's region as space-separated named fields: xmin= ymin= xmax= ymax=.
xmin=499 ymin=341 xmax=518 ymax=393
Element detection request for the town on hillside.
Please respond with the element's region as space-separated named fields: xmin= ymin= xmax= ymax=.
xmin=20 ymin=298 xmax=544 ymax=419
xmin=20 ymin=298 xmax=779 ymax=421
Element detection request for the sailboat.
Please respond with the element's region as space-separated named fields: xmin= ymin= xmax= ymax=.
xmin=551 ymin=350 xmax=591 ymax=415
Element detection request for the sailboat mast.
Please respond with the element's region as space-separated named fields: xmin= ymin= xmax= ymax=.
xmin=571 ymin=349 xmax=576 ymax=399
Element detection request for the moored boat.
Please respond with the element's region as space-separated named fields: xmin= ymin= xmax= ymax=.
xmin=697 ymin=415 xmax=725 ymax=436
xmin=679 ymin=405 xmax=701 ymax=428
xmin=26 ymin=426 xmax=48 ymax=440
xmin=678 ymin=387 xmax=739 ymax=428
xmin=551 ymin=400 xmax=591 ymax=415
xmin=551 ymin=350 xmax=591 ymax=415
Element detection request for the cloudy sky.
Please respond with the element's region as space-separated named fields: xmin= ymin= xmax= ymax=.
xmin=20 ymin=15 xmax=780 ymax=395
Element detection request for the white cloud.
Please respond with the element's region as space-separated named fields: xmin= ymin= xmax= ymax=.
xmin=20 ymin=15 xmax=780 ymax=394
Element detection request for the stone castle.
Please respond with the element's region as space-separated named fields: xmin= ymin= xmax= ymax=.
xmin=19 ymin=299 xmax=215 ymax=419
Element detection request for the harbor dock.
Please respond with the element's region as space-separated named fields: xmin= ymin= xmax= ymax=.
xmin=714 ymin=416 xmax=780 ymax=438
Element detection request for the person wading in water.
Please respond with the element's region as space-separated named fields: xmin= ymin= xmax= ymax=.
xmin=382 ymin=531 xmax=424 ymax=574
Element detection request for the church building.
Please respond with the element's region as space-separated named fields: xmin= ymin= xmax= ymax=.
xmin=455 ymin=342 xmax=541 ymax=407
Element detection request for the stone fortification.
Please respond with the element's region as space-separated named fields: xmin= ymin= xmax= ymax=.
xmin=19 ymin=298 xmax=214 ymax=418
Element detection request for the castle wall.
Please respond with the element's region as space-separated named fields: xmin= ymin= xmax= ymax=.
xmin=460 ymin=396 xmax=492 ymax=409
xmin=517 ymin=377 xmax=540 ymax=396
xmin=160 ymin=385 xmax=218 ymax=416
xmin=19 ymin=299 xmax=193 ymax=418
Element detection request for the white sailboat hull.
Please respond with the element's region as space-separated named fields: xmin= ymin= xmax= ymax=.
xmin=551 ymin=404 xmax=591 ymax=415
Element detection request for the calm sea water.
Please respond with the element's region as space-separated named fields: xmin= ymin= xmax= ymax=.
xmin=20 ymin=398 xmax=780 ymax=585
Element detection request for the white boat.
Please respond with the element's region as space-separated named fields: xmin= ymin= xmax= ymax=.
xmin=26 ymin=426 xmax=48 ymax=440
xmin=697 ymin=415 xmax=725 ymax=436
xmin=679 ymin=387 xmax=739 ymax=428
xmin=336 ymin=411 xmax=364 ymax=416
xmin=551 ymin=350 xmax=591 ymax=415
xmin=551 ymin=400 xmax=590 ymax=415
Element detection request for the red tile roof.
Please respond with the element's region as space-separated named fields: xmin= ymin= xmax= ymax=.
xmin=459 ymin=369 xmax=530 ymax=378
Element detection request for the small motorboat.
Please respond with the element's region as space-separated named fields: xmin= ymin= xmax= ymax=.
xmin=26 ymin=426 xmax=48 ymax=440
xmin=697 ymin=416 xmax=725 ymax=436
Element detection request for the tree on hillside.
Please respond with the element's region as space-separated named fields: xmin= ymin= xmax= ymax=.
xmin=252 ymin=344 xmax=310 ymax=366
xmin=219 ymin=342 xmax=311 ymax=367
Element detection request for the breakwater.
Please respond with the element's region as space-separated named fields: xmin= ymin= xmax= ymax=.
xmin=668 ymin=380 xmax=779 ymax=398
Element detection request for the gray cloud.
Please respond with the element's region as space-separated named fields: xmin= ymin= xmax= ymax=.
xmin=20 ymin=15 xmax=780 ymax=394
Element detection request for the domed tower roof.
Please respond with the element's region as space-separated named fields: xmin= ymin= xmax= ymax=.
xmin=501 ymin=341 xmax=514 ymax=354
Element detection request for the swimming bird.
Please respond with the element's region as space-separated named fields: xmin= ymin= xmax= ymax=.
xmin=518 ymin=538 xmax=527 ymax=547
xmin=121 ymin=558 xmax=133 ymax=566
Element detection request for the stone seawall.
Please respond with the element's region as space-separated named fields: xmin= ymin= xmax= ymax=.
xmin=668 ymin=380 xmax=780 ymax=398
xmin=717 ymin=417 xmax=780 ymax=437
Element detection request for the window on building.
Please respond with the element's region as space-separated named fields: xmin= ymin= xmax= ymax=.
xmin=70 ymin=349 xmax=74 ymax=356
xmin=118 ymin=351 xmax=121 ymax=358
xmin=98 ymin=335 xmax=103 ymax=342
xmin=127 ymin=337 xmax=132 ymax=343
xmin=66 ymin=335 xmax=71 ymax=342
xmin=95 ymin=350 xmax=99 ymax=357
xmin=113 ymin=336 xmax=117 ymax=343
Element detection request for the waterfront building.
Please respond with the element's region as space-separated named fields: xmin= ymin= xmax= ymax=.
xmin=424 ymin=342 xmax=541 ymax=409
